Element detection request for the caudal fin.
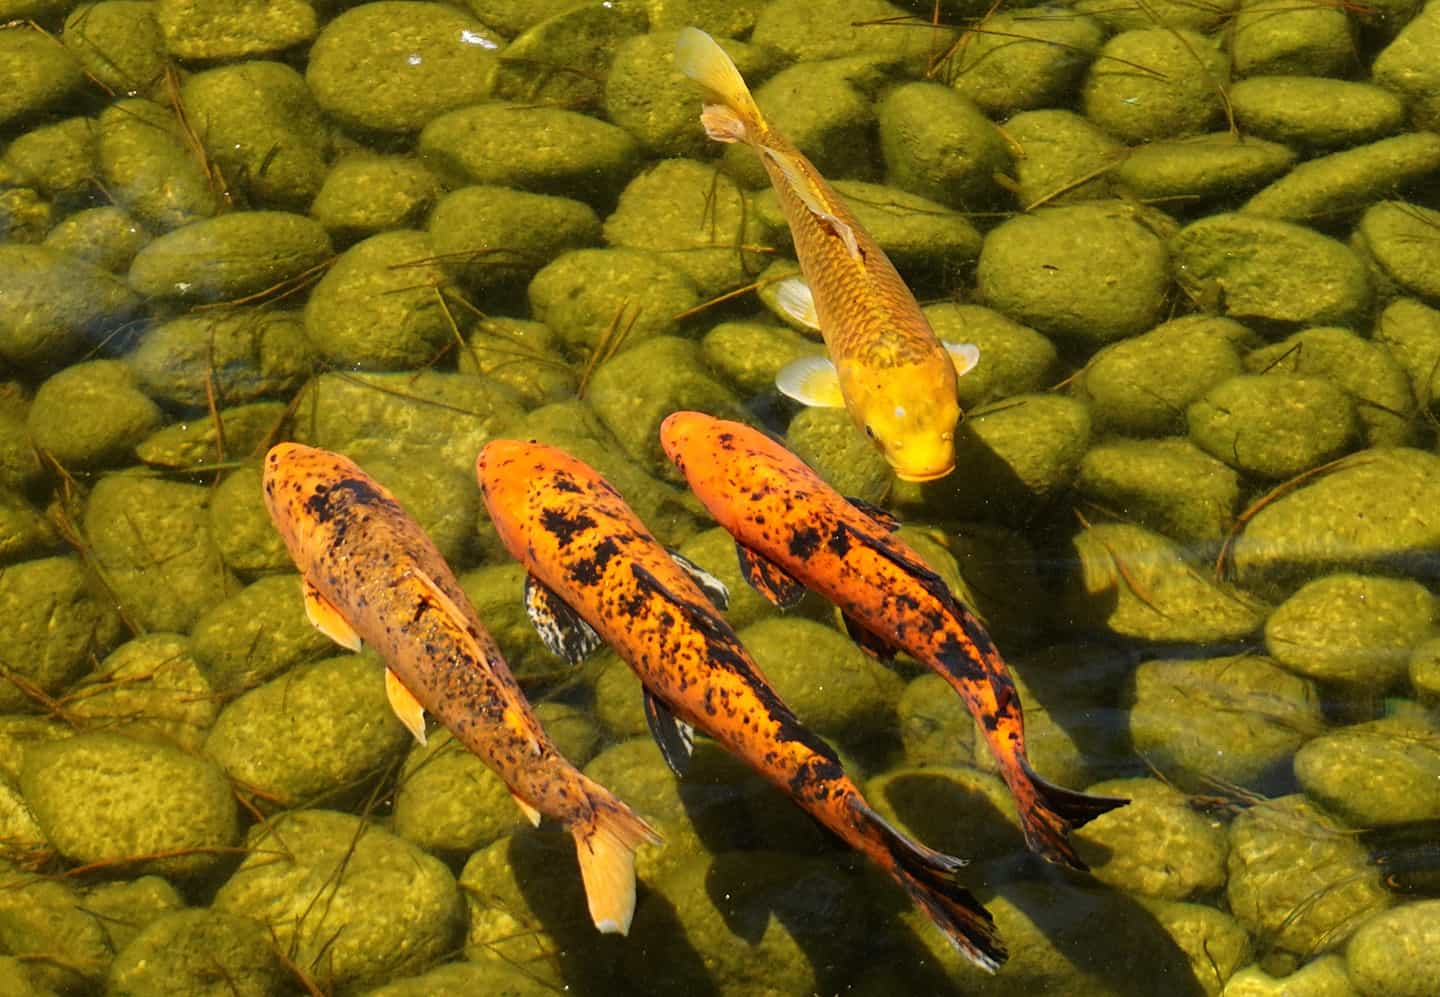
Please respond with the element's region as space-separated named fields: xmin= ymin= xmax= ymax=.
xmin=571 ymin=785 xmax=662 ymax=936
xmin=674 ymin=27 xmax=763 ymax=143
xmin=852 ymin=799 xmax=1006 ymax=974
xmin=1016 ymin=760 xmax=1129 ymax=871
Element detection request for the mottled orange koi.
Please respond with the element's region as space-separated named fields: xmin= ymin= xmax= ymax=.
xmin=262 ymin=443 xmax=658 ymax=934
xmin=659 ymin=412 xmax=1128 ymax=869
xmin=477 ymin=439 xmax=1007 ymax=973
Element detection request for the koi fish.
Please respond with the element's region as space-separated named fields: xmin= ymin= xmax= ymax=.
xmin=659 ymin=412 xmax=1128 ymax=869
xmin=262 ymin=442 xmax=658 ymax=934
xmin=675 ymin=26 xmax=979 ymax=483
xmin=476 ymin=438 xmax=1008 ymax=973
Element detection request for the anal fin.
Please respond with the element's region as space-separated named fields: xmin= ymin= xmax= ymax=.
xmin=511 ymin=790 xmax=542 ymax=828
xmin=303 ymin=579 xmax=361 ymax=652
xmin=736 ymin=543 xmax=807 ymax=608
xmin=643 ymin=689 xmax=695 ymax=776
xmin=385 ymin=668 xmax=428 ymax=745
xmin=667 ymin=549 xmax=729 ymax=611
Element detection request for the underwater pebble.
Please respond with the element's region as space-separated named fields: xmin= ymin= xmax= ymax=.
xmin=1073 ymin=0 xmax=1236 ymax=30
xmin=529 ymin=248 xmax=701 ymax=358
xmin=155 ymin=0 xmax=315 ymax=59
xmin=0 ymin=779 xmax=47 ymax=868
xmin=1127 ymin=655 xmax=1322 ymax=791
xmin=207 ymin=464 xmax=294 ymax=577
xmin=1372 ymin=0 xmax=1440 ymax=130
xmin=700 ymin=320 xmax=822 ymax=398
xmin=391 ymin=728 xmax=529 ymax=859
xmin=21 ymin=732 xmax=238 ymax=879
xmin=1243 ymin=132 xmax=1440 ymax=223
xmin=1264 ymin=573 xmax=1435 ymax=687
xmin=432 ymin=183 xmax=601 ymax=294
xmin=926 ymin=303 xmax=1059 ymax=409
xmin=0 ymin=556 xmax=121 ymax=713
xmin=1116 ymin=133 xmax=1297 ymax=206
xmin=0 ymin=488 xmax=57 ymax=564
xmin=1220 ymin=954 xmax=1356 ymax=997
xmin=368 ymin=960 xmax=566 ymax=997
xmin=1411 ymin=636 xmax=1440 ymax=701
xmin=189 ymin=573 xmax=333 ymax=695
xmin=977 ymin=201 xmax=1171 ymax=343
xmin=1081 ymin=29 xmax=1229 ymax=143
xmin=1345 ymin=899 xmax=1440 ymax=997
xmin=868 ymin=765 xmax=1026 ymax=866
xmin=0 ymin=28 xmax=84 ymax=129
xmin=105 ymin=908 xmax=289 ymax=997
xmin=1187 ymin=374 xmax=1359 ymax=480
xmin=0 ymin=871 xmax=111 ymax=993
xmin=98 ymin=98 xmax=221 ymax=230
xmin=81 ymin=875 xmax=183 ymax=957
xmin=137 ymin=402 xmax=286 ymax=470
xmin=2 ymin=116 xmax=96 ymax=197
xmin=129 ymin=308 xmax=312 ymax=410
xmin=1077 ymin=438 xmax=1241 ymax=548
xmin=1076 ymin=777 xmax=1229 ymax=900
xmin=311 ymin=155 xmax=441 ymax=243
xmin=784 ymin=406 xmax=893 ymax=501
xmin=0 ymin=245 xmax=140 ymax=370
xmin=61 ymin=1 xmax=166 ymax=98
xmin=42 ymin=205 xmax=148 ymax=273
xmin=1229 ymin=76 xmax=1406 ymax=149
xmin=0 ymin=409 xmax=40 ymax=494
xmin=878 ymin=81 xmax=1012 ymax=209
xmin=64 ymin=633 xmax=216 ymax=753
xmin=128 ymin=210 xmax=332 ymax=303
xmin=643 ymin=0 xmax=768 ymax=35
xmin=951 ymin=8 xmax=1104 ymax=115
xmin=751 ymin=0 xmax=946 ymax=69
xmin=490 ymin=0 xmax=646 ymax=110
xmin=897 ymin=672 xmax=977 ymax=768
xmin=1374 ymin=298 xmax=1440 ymax=411
xmin=27 ymin=359 xmax=162 ymax=469
xmin=1295 ymin=713 xmax=1440 ymax=826
xmin=1230 ymin=0 xmax=1355 ymax=75
xmin=1003 ymin=108 xmax=1125 ymax=207
xmin=0 ymin=186 xmax=50 ymax=244
xmin=0 ymin=717 xmax=68 ymax=788
xmin=460 ymin=317 xmax=578 ymax=410
xmin=1143 ymin=899 xmax=1254 ymax=996
xmin=1355 ymin=201 xmax=1440 ymax=305
xmin=214 ymin=809 xmax=463 ymax=993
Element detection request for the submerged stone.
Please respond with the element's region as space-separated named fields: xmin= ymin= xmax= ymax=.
xmin=27 ymin=359 xmax=162 ymax=469
xmin=128 ymin=210 xmax=333 ymax=303
xmin=925 ymin=303 xmax=1059 ymax=410
xmin=98 ymin=98 xmax=221 ymax=230
xmin=784 ymin=406 xmax=892 ymax=501
xmin=878 ymin=81 xmax=1012 ymax=209
xmin=1230 ymin=0 xmax=1355 ymax=76
xmin=1374 ymin=298 xmax=1440 ymax=412
xmin=752 ymin=0 xmax=949 ymax=69
xmin=700 ymin=320 xmax=822 ymax=398
xmin=951 ymin=8 xmax=1104 ymax=115
xmin=1076 ymin=437 xmax=1241 ymax=548
xmin=1295 ymin=713 xmax=1440 ymax=826
xmin=1219 ymin=954 xmax=1355 ymax=997
xmin=0 ymin=245 xmax=140 ymax=369
xmin=1229 ymin=76 xmax=1405 ymax=150
xmin=155 ymin=0 xmax=316 ymax=60
xmin=490 ymin=0 xmax=646 ymax=110
xmin=0 ymin=28 xmax=84 ymax=128
xmin=1372 ymin=0 xmax=1440 ymax=130
xmin=189 ymin=573 xmax=334 ymax=695
xmin=392 ymin=728 xmax=529 ymax=859
xmin=1074 ymin=777 xmax=1228 ymax=900
xmin=1004 ymin=109 xmax=1124 ymax=207
xmin=1355 ymin=201 xmax=1440 ymax=305
xmin=3 ymin=115 xmax=96 ymax=197
xmin=64 ymin=633 xmax=217 ymax=752
xmin=1187 ymin=374 xmax=1359 ymax=480
xmin=1116 ymin=132 xmax=1296 ymax=206
xmin=432 ymin=184 xmax=600 ymax=294
xmin=311 ymin=155 xmax=441 ymax=242
xmin=129 ymin=308 xmax=312 ymax=410
xmin=62 ymin=2 xmax=166 ymax=100
xmin=105 ymin=908 xmax=289 ymax=997
xmin=1344 ymin=899 xmax=1440 ymax=997
xmin=81 ymin=875 xmax=183 ymax=957
xmin=42 ymin=205 xmax=148 ymax=273
xmin=136 ymin=401 xmax=287 ymax=469
xmin=1243 ymin=133 xmax=1440 ymax=224
xmin=208 ymin=463 xmax=295 ymax=577
xmin=1081 ymin=29 xmax=1229 ymax=142
xmin=0 ymin=872 xmax=110 ymax=993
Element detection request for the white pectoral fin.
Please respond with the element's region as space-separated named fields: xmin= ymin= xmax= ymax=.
xmin=385 ymin=668 xmax=428 ymax=746
xmin=761 ymin=147 xmax=862 ymax=261
xmin=776 ymin=355 xmax=846 ymax=408
xmin=303 ymin=579 xmax=361 ymax=652
xmin=699 ymin=103 xmax=747 ymax=143
xmin=774 ymin=276 xmax=820 ymax=331
xmin=945 ymin=342 xmax=981 ymax=377
xmin=510 ymin=789 xmax=542 ymax=827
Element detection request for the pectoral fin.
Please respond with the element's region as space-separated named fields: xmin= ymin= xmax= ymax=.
xmin=385 ymin=668 xmax=428 ymax=745
xmin=511 ymin=790 xmax=542 ymax=827
xmin=735 ymin=542 xmax=807 ymax=608
xmin=774 ymin=276 xmax=820 ymax=331
xmin=776 ymin=355 xmax=845 ymax=408
xmin=761 ymin=146 xmax=862 ymax=261
xmin=524 ymin=573 xmax=604 ymax=664
xmin=303 ymin=579 xmax=361 ymax=652
xmin=667 ymin=549 xmax=729 ymax=610
xmin=643 ymin=689 xmax=695 ymax=776
xmin=946 ymin=342 xmax=981 ymax=377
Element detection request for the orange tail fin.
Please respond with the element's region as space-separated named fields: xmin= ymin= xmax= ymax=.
xmin=571 ymin=783 xmax=662 ymax=936
xmin=1014 ymin=760 xmax=1129 ymax=870
xmin=851 ymin=798 xmax=1006 ymax=974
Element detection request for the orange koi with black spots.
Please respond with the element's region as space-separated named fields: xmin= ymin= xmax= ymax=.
xmin=476 ymin=438 xmax=1007 ymax=973
xmin=659 ymin=412 xmax=1128 ymax=869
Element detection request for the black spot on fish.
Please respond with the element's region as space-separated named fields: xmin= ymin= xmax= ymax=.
xmin=788 ymin=756 xmax=843 ymax=797
xmin=304 ymin=477 xmax=390 ymax=523
xmin=551 ymin=474 xmax=583 ymax=494
xmin=826 ymin=527 xmax=851 ymax=557
xmin=570 ymin=558 xmax=601 ymax=586
xmin=936 ymin=632 xmax=988 ymax=684
xmin=592 ymin=537 xmax=620 ymax=571
xmin=787 ymin=525 xmax=821 ymax=560
xmin=539 ymin=507 xmax=596 ymax=547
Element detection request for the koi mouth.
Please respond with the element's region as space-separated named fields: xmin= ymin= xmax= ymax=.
xmin=894 ymin=465 xmax=954 ymax=483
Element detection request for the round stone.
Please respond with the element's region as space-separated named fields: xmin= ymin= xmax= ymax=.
xmin=128 ymin=210 xmax=332 ymax=303
xmin=431 ymin=184 xmax=600 ymax=294
xmin=26 ymin=359 xmax=162 ymax=469
xmin=1186 ymin=374 xmax=1359 ymax=480
xmin=1074 ymin=778 xmax=1228 ymax=900
xmin=877 ymin=81 xmax=1012 ymax=208
xmin=105 ymin=909 xmax=288 ymax=996
xmin=1081 ymin=29 xmax=1229 ymax=142
xmin=0 ymin=557 xmax=121 ymax=713
xmin=1295 ymin=713 xmax=1440 ymax=826
xmin=1345 ymin=900 xmax=1440 ymax=997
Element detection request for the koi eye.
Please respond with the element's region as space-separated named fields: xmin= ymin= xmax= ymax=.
xmin=863 ymin=425 xmax=875 ymax=440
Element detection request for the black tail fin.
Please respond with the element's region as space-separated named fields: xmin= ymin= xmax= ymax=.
xmin=1017 ymin=760 xmax=1130 ymax=871
xmin=852 ymin=799 xmax=1007 ymax=974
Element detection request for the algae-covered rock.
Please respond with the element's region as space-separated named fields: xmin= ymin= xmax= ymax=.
xmin=421 ymin=103 xmax=640 ymax=205
xmin=700 ymin=320 xmax=822 ymax=397
xmin=431 ymin=184 xmax=601 ymax=294
xmin=1074 ymin=777 xmax=1228 ymax=900
xmin=1081 ymin=29 xmax=1229 ymax=143
xmin=1076 ymin=438 xmax=1241 ymax=548
xmin=0 ymin=779 xmax=47 ymax=869
xmin=369 ymin=959 xmax=570 ymax=997
xmin=1127 ymin=655 xmax=1322 ymax=790
xmin=489 ymin=0 xmax=646 ymax=110
xmin=1170 ymin=214 xmax=1370 ymax=327
xmin=1142 ymin=899 xmax=1253 ymax=996
xmin=1243 ymin=133 xmax=1440 ymax=224
xmin=950 ymin=8 xmax=1104 ymax=115
xmin=214 ymin=809 xmax=463 ymax=992
xmin=1372 ymin=1 xmax=1440 ymax=130
xmin=62 ymin=2 xmax=166 ymax=99
xmin=1374 ymin=298 xmax=1440 ymax=410
xmin=1187 ymin=374 xmax=1359 ymax=480
xmin=106 ymin=908 xmax=289 ymax=997
xmin=1345 ymin=899 xmax=1440 ymax=997
xmin=129 ymin=210 xmax=332 ymax=303
xmin=306 ymin=1 xmax=498 ymax=133
xmin=925 ymin=303 xmax=1059 ymax=410
xmin=98 ymin=98 xmax=221 ymax=229
xmin=2 ymin=115 xmax=95 ymax=196
xmin=65 ymin=633 xmax=217 ymax=752
xmin=1079 ymin=314 xmax=1252 ymax=436
xmin=1004 ymin=109 xmax=1125 ymax=207
xmin=878 ymin=81 xmax=1012 ymax=209
xmin=0 ymin=488 xmax=57 ymax=564
xmin=0 ymin=872 xmax=111 ymax=993
xmin=529 ymin=247 xmax=702 ymax=358
xmin=1295 ymin=713 xmax=1440 ymax=827
xmin=303 ymin=229 xmax=452 ymax=370
xmin=391 ymin=728 xmax=529 ymax=859
xmin=205 ymin=653 xmax=410 ymax=809
xmin=0 ymin=244 xmax=141 ymax=369
xmin=27 ymin=359 xmax=162 ymax=469
xmin=82 ymin=875 xmax=183 ymax=957
xmin=130 ymin=308 xmax=312 ymax=410
xmin=867 ymin=765 xmax=1026 ymax=864
xmin=1221 ymin=955 xmax=1356 ymax=997
xmin=155 ymin=0 xmax=315 ymax=59
xmin=897 ymin=672 xmax=977 ymax=768
xmin=751 ymin=0 xmax=948 ymax=71
xmin=85 ymin=473 xmax=238 ymax=633
xmin=311 ymin=155 xmax=440 ymax=242
xmin=21 ymin=732 xmax=238 ymax=879
xmin=1227 ymin=795 xmax=1391 ymax=960
xmin=1230 ymin=0 xmax=1355 ymax=76
xmin=1264 ymin=573 xmax=1435 ymax=687
xmin=42 ymin=205 xmax=149 ymax=273
xmin=0 ymin=718 xmax=70 ymax=788
xmin=977 ymin=202 xmax=1170 ymax=343
xmin=0 ymin=556 xmax=122 ymax=713
xmin=0 ymin=27 xmax=84 ymax=128
xmin=1355 ymin=201 xmax=1440 ymax=305
xmin=1116 ymin=133 xmax=1297 ymax=206
xmin=208 ymin=463 xmax=294 ymax=577
xmin=137 ymin=401 xmax=287 ymax=469
xmin=190 ymin=573 xmax=334 ymax=695
xmin=1074 ymin=0 xmax=1237 ymax=30
xmin=1413 ymin=635 xmax=1440 ymax=701
xmin=784 ymin=406 xmax=892 ymax=501
xmin=1229 ymin=76 xmax=1405 ymax=149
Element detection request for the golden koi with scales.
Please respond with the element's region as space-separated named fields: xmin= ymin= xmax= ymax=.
xmin=659 ymin=412 xmax=1129 ymax=869
xmin=675 ymin=26 xmax=979 ymax=483
xmin=261 ymin=442 xmax=658 ymax=935
xmin=476 ymin=438 xmax=1008 ymax=973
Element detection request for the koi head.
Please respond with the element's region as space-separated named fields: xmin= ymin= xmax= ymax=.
xmin=846 ymin=365 xmax=962 ymax=484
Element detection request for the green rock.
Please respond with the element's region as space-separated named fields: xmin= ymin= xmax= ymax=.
xmin=27 ymin=359 xmax=161 ymax=469
xmin=214 ymin=809 xmax=463 ymax=992
xmin=21 ymin=732 xmax=238 ymax=879
xmin=0 ymin=186 xmax=50 ymax=244
xmin=700 ymin=320 xmax=822 ymax=397
xmin=1076 ymin=438 xmax=1241 ymax=548
xmin=784 ymin=406 xmax=892 ymax=501
xmin=1243 ymin=133 xmax=1440 ymax=224
xmin=977 ymin=202 xmax=1171 ymax=343
xmin=136 ymin=401 xmax=287 ymax=470
xmin=1115 ymin=132 xmax=1297 ymax=205
xmin=1187 ymin=374 xmax=1359 ymax=480
xmin=528 ymin=247 xmax=702 ymax=358
xmin=942 ymin=524 xmax=1050 ymax=652
xmin=0 ymin=779 xmax=47 ymax=869
xmin=927 ymin=303 xmax=1060 ymax=409
xmin=459 ymin=317 xmax=577 ymax=411
xmin=1074 ymin=0 xmax=1236 ymax=31
xmin=205 ymin=653 xmax=410 ymax=809
xmin=0 ymin=244 xmax=140 ymax=369
xmin=391 ymin=728 xmax=529 ymax=859
xmin=949 ymin=9 xmax=1104 ymax=114
xmin=310 ymin=155 xmax=441 ymax=243
xmin=1355 ymin=200 xmax=1440 ymax=305
xmin=2 ymin=116 xmax=96 ymax=196
xmin=1372 ymin=1 xmax=1440 ymax=130
xmin=1081 ymin=29 xmax=1229 ymax=143
xmin=1074 ymin=777 xmax=1228 ymax=900
xmin=1264 ymin=573 xmax=1435 ymax=687
xmin=532 ymin=700 xmax=602 ymax=768
xmin=1141 ymin=898 xmax=1253 ymax=996
xmin=367 ymin=959 xmax=567 ymax=997
xmin=1295 ymin=713 xmax=1440 ymax=826
xmin=1170 ymin=213 xmax=1370 ymax=327
xmin=106 ymin=908 xmax=289 ymax=997
xmin=42 ymin=205 xmax=149 ymax=273
xmin=1127 ymin=655 xmax=1322 ymax=790
xmin=1374 ymin=298 xmax=1440 ymax=412
xmin=179 ymin=61 xmax=332 ymax=211
xmin=81 ymin=875 xmax=183 ymax=956
xmin=1222 ymin=955 xmax=1357 ymax=997
xmin=0 ymin=408 xmax=41 ymax=493
xmin=604 ymin=159 xmax=770 ymax=298
xmin=208 ymin=463 xmax=295 ymax=577
xmin=867 ymin=765 xmax=1025 ymax=865
xmin=897 ymin=672 xmax=976 ymax=767
xmin=0 ymin=872 xmax=110 ymax=993
xmin=1345 ymin=899 xmax=1440 ymax=997
xmin=677 ymin=526 xmax=789 ymax=632
xmin=0 ymin=487 xmax=57 ymax=564
xmin=1230 ymin=0 xmax=1355 ymax=76
xmin=130 ymin=308 xmax=312 ymax=410
xmin=878 ymin=81 xmax=1012 ymax=208
xmin=128 ymin=210 xmax=333 ymax=303
xmin=584 ymin=335 xmax=747 ymax=474
xmin=0 ymin=556 xmax=122 ymax=713
xmin=190 ymin=574 xmax=333 ymax=695
xmin=1412 ymin=635 xmax=1440 ymax=701
xmin=431 ymin=184 xmax=601 ymax=294
xmin=0 ymin=716 xmax=69 ymax=788
xmin=751 ymin=0 xmax=951 ymax=71
xmin=62 ymin=1 xmax=166 ymax=99
xmin=65 ymin=632 xmax=217 ymax=752
xmin=155 ymin=0 xmax=316 ymax=59
xmin=1003 ymin=108 xmax=1125 ymax=207
xmin=1229 ymin=76 xmax=1406 ymax=149
xmin=421 ymin=103 xmax=640 ymax=203
xmin=98 ymin=98 xmax=222 ymax=229
xmin=642 ymin=0 xmax=767 ymax=35
xmin=85 ymin=473 xmax=239 ymax=632
xmin=1227 ymin=795 xmax=1391 ymax=960
xmin=490 ymin=0 xmax=647 ymax=110
xmin=0 ymin=27 xmax=84 ymax=128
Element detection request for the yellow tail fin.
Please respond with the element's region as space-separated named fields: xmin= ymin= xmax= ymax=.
xmin=675 ymin=27 xmax=763 ymax=141
xmin=572 ymin=789 xmax=661 ymax=935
